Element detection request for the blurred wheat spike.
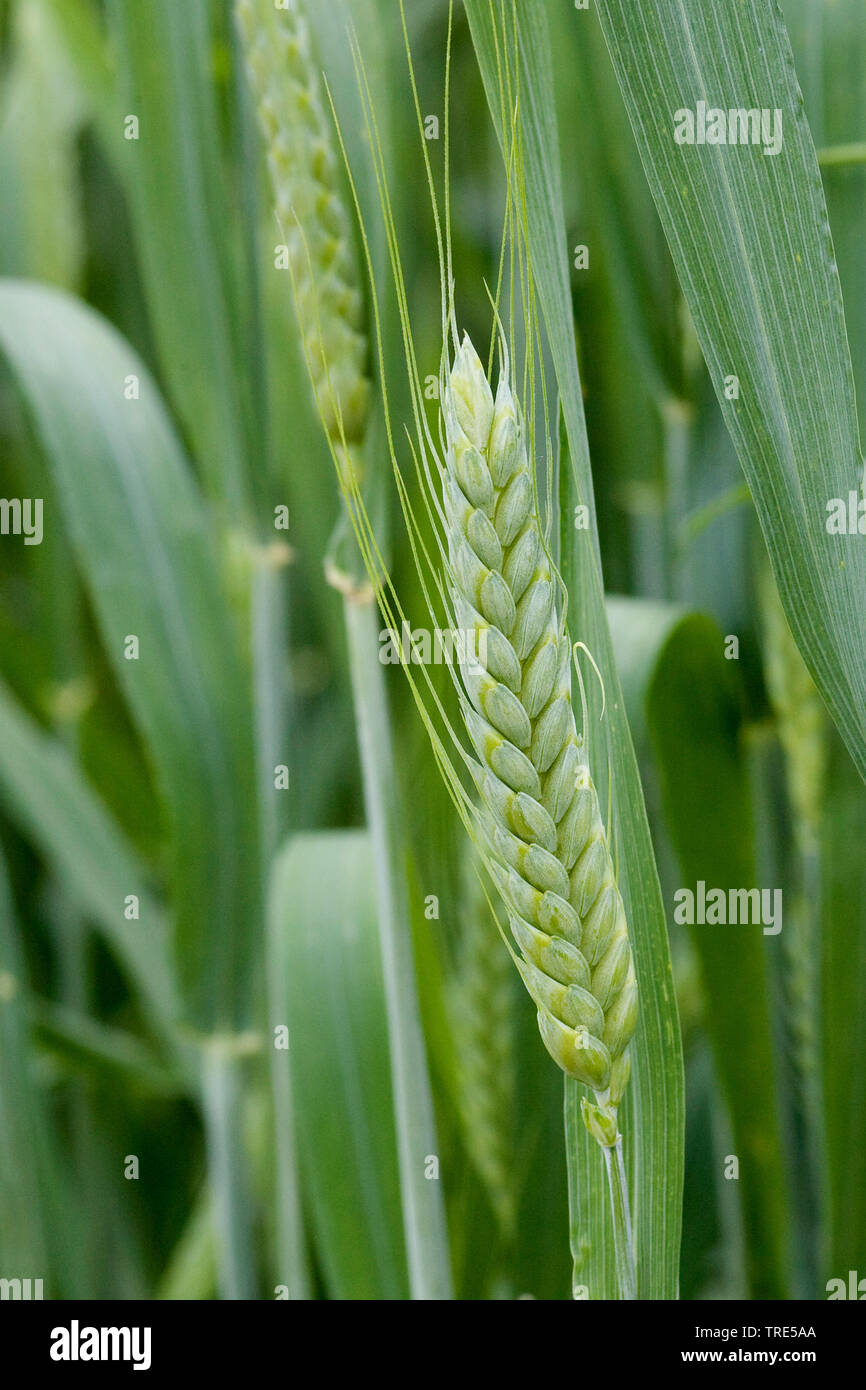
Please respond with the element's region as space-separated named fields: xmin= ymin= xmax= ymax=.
xmin=444 ymin=336 xmax=637 ymax=1145
xmin=450 ymin=852 xmax=515 ymax=1238
xmin=759 ymin=568 xmax=826 ymax=1199
xmin=760 ymin=572 xmax=826 ymax=849
xmin=236 ymin=0 xmax=370 ymax=481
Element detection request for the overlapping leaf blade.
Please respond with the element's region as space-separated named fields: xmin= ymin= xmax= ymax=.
xmin=268 ymin=831 xmax=409 ymax=1300
xmin=783 ymin=0 xmax=866 ymax=1286
xmin=107 ymin=0 xmax=253 ymax=513
xmin=592 ymin=0 xmax=866 ymax=784
xmin=0 ymin=678 xmax=176 ymax=1030
xmin=0 ymin=848 xmax=77 ymax=1296
xmin=609 ymin=598 xmax=789 ymax=1298
xmin=0 ymin=280 xmax=259 ymax=1030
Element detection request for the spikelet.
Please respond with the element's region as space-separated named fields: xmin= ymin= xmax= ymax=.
xmin=236 ymin=0 xmax=370 ymax=483
xmin=443 ymin=335 xmax=637 ymax=1143
xmin=450 ymin=853 xmax=515 ymax=1239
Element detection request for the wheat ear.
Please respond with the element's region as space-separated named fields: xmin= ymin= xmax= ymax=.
xmin=442 ymin=335 xmax=638 ymax=1153
xmin=236 ymin=0 xmax=453 ymax=1298
xmin=236 ymin=0 xmax=370 ymax=486
xmin=450 ymin=853 xmax=515 ymax=1242
xmin=759 ymin=568 xmax=827 ymax=1291
xmin=760 ymin=572 xmax=826 ymax=851
xmin=759 ymin=571 xmax=826 ymax=1093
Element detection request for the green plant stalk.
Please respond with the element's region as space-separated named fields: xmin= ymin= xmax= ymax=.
xmin=234 ymin=0 xmax=310 ymax=1298
xmin=252 ymin=553 xmax=312 ymax=1299
xmin=817 ymin=141 xmax=866 ymax=167
xmin=201 ymin=1047 xmax=257 ymax=1301
xmin=266 ymin=912 xmax=311 ymax=1300
xmin=602 ymin=1138 xmax=637 ymax=1301
xmin=660 ymin=395 xmax=693 ymax=600
xmin=344 ymin=593 xmax=452 ymax=1300
xmin=251 ymin=549 xmax=292 ymax=868
xmin=221 ymin=539 xmax=302 ymax=1298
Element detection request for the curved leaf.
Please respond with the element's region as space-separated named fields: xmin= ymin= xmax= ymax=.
xmin=609 ymin=597 xmax=789 ymax=1299
xmin=593 ymin=0 xmax=866 ymax=785
xmin=108 ymin=0 xmax=253 ymax=513
xmin=0 ymin=678 xmax=176 ymax=1030
xmin=268 ymin=831 xmax=410 ymax=1300
xmin=0 ymin=279 xmax=260 ymax=1030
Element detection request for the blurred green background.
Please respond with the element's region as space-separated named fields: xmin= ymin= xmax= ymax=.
xmin=0 ymin=0 xmax=864 ymax=1300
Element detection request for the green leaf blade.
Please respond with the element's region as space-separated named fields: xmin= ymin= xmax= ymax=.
xmin=0 ymin=279 xmax=260 ymax=1030
xmin=0 ymin=677 xmax=176 ymax=1030
xmin=593 ymin=0 xmax=866 ymax=783
xmin=614 ymin=600 xmax=789 ymax=1299
xmin=269 ymin=831 xmax=410 ymax=1300
xmin=108 ymin=0 xmax=253 ymax=513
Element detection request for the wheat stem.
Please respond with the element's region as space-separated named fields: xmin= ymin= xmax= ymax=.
xmin=200 ymin=1046 xmax=257 ymax=1300
xmin=266 ymin=871 xmax=311 ymax=1299
xmin=602 ymin=1137 xmax=637 ymax=1301
xmin=345 ymin=595 xmax=453 ymax=1299
xmin=817 ymin=141 xmax=866 ymax=168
